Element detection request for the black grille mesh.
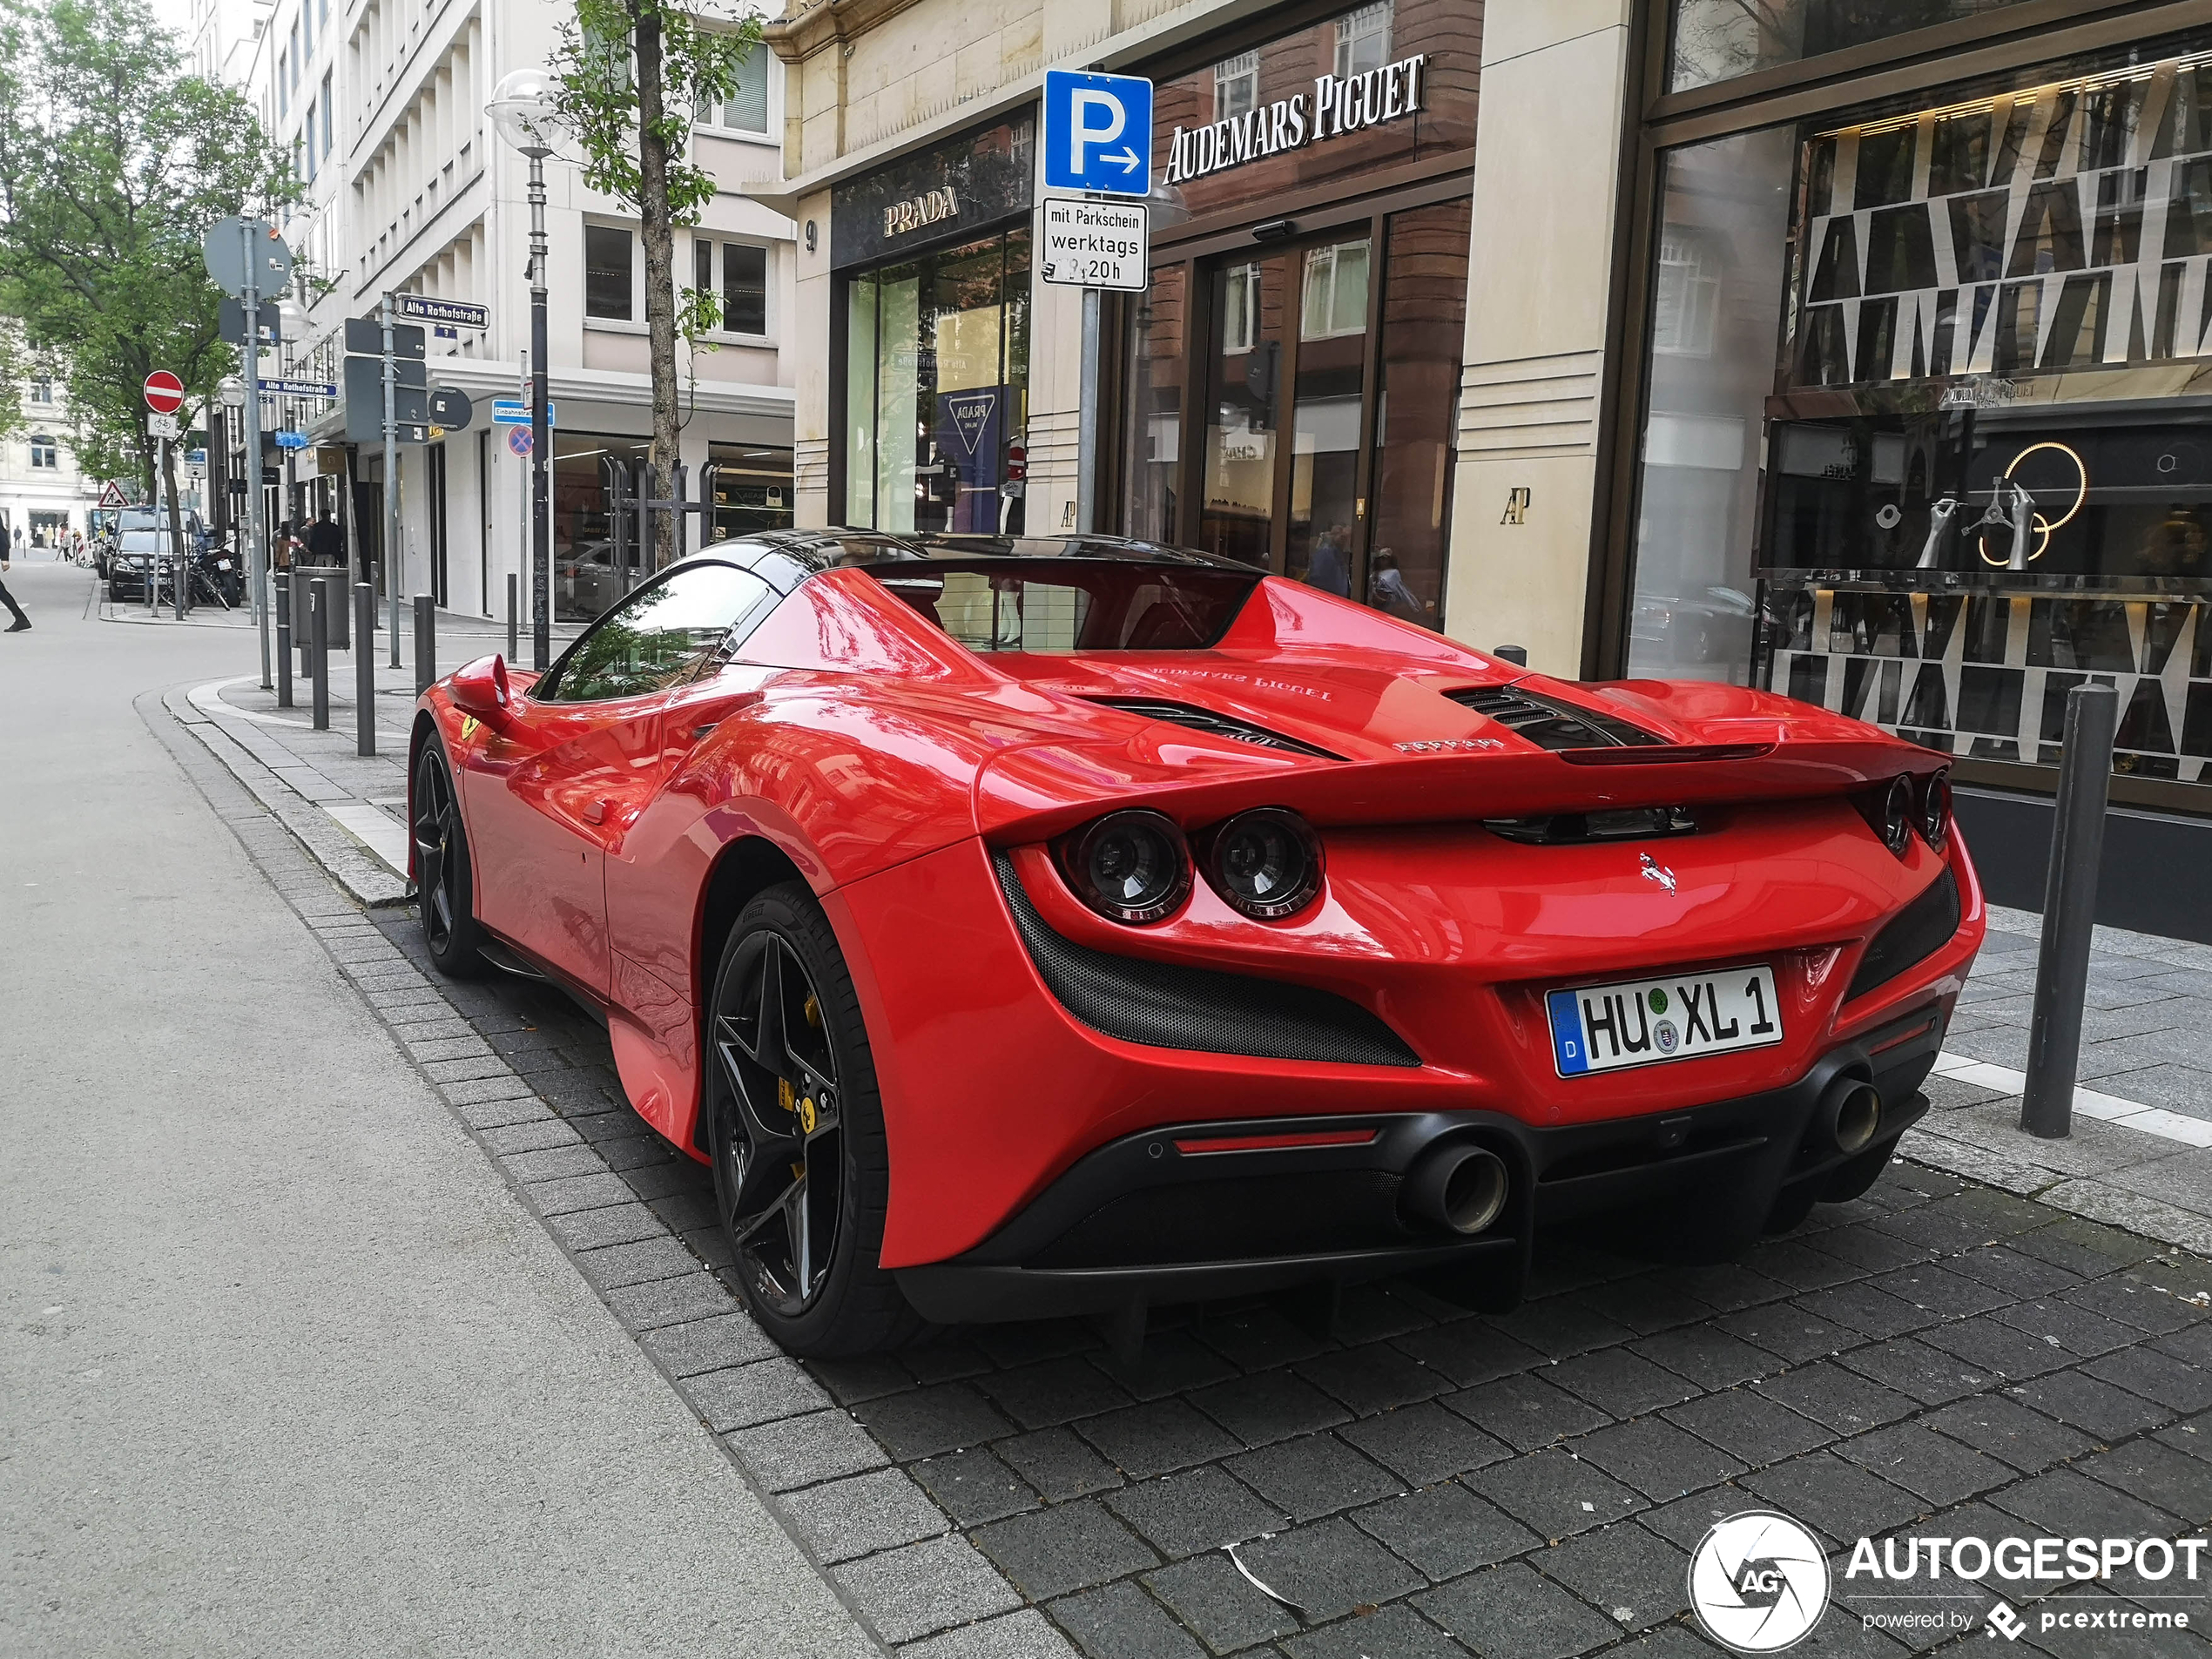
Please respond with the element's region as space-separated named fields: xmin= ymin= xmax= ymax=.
xmin=1445 ymin=685 xmax=1665 ymax=750
xmin=1084 ymin=698 xmax=1344 ymax=759
xmin=992 ymin=853 xmax=1420 ymax=1067
xmin=1847 ymin=867 xmax=1962 ymax=1001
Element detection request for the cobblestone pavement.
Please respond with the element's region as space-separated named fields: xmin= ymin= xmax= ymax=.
xmin=333 ymin=896 xmax=2211 ymax=1659
xmin=152 ymin=668 xmax=2212 ymax=1659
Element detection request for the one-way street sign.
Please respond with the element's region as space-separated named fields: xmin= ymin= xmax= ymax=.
xmin=395 ymin=294 xmax=489 ymax=329
xmin=491 ymin=397 xmax=556 ymax=429
xmin=1042 ymin=69 xmax=1153 ymax=198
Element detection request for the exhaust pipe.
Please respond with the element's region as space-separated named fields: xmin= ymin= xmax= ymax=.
xmin=1819 ymin=1076 xmax=1883 ymax=1156
xmin=1405 ymin=1144 xmax=1510 ymax=1237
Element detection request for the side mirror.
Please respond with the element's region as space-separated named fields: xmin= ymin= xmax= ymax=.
xmin=448 ymin=653 xmax=511 ymax=720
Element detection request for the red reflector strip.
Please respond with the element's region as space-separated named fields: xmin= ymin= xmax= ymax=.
xmin=1869 ymin=1015 xmax=1939 ymax=1055
xmin=1173 ymin=1130 xmax=1379 ymax=1155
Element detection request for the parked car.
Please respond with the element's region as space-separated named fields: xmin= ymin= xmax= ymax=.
xmin=409 ymin=531 xmax=1983 ymax=1354
xmin=105 ymin=529 xmax=184 ymax=603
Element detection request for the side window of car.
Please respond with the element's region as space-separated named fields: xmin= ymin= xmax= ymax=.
xmin=537 ymin=562 xmax=774 ymax=703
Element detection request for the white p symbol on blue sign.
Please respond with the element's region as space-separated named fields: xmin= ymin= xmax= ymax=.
xmin=1042 ymin=68 xmax=1154 ymax=199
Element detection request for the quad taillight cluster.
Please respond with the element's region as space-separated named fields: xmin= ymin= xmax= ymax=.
xmin=1055 ymin=807 xmax=1324 ymax=926
xmin=1864 ymin=769 xmax=1951 ymax=858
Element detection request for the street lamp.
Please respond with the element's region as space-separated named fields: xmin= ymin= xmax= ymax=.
xmin=489 ymin=66 xmax=559 ymax=671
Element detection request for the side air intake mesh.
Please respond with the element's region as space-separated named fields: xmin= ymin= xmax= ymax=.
xmin=1847 ymin=867 xmax=1961 ymax=1001
xmin=1444 ymin=685 xmax=1666 ymax=751
xmin=992 ymin=853 xmax=1420 ymax=1068
xmin=1085 ymin=698 xmax=1344 ymax=760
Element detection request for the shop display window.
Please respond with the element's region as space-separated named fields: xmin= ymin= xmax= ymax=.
xmin=1625 ymin=35 xmax=2212 ymax=791
xmin=1669 ymin=0 xmax=2044 ymax=94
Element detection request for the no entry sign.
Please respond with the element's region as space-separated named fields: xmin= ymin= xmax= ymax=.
xmin=144 ymin=371 xmax=185 ymax=414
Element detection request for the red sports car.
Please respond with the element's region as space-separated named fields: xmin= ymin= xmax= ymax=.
xmin=410 ymin=532 xmax=1983 ymax=1355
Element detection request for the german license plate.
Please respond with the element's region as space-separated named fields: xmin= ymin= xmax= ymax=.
xmin=1548 ymin=965 xmax=1781 ymax=1077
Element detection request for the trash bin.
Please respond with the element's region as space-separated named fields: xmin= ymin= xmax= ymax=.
xmin=293 ymin=566 xmax=350 ymax=651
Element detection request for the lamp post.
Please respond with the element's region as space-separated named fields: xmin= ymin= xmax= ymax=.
xmin=489 ymin=67 xmax=559 ymax=671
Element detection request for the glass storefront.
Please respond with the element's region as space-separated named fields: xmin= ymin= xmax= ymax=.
xmin=1624 ymin=32 xmax=2212 ymax=794
xmin=1669 ymin=0 xmax=2043 ymax=92
xmin=1120 ymin=0 xmax=1474 ymax=623
xmin=553 ymin=433 xmax=648 ymax=622
xmin=833 ymin=116 xmax=1035 ymax=534
xmin=706 ymin=442 xmax=795 ymax=542
xmin=843 ymin=229 xmax=1031 ymax=534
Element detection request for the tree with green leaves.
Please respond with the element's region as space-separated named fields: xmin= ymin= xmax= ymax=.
xmin=0 ymin=0 xmax=293 ymax=506
xmin=550 ymin=0 xmax=764 ymax=567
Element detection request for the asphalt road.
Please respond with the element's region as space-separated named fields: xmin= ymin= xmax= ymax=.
xmin=0 ymin=559 xmax=878 ymax=1657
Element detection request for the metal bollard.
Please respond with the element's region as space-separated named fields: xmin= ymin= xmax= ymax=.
xmin=275 ymin=580 xmax=293 ymax=709
xmin=415 ymin=594 xmax=435 ymax=695
xmin=1494 ymin=644 xmax=1529 ymax=666
xmin=2020 ymin=681 xmax=2120 ymax=1139
xmin=354 ymin=583 xmax=377 ymax=758
xmin=506 ymin=572 xmax=519 ymax=662
xmin=310 ymin=579 xmax=330 ymax=731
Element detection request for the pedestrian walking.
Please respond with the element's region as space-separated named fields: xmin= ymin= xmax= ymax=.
xmin=0 ymin=546 xmax=30 ymax=631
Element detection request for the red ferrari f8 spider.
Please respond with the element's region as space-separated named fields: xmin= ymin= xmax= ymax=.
xmin=410 ymin=533 xmax=1983 ymax=1354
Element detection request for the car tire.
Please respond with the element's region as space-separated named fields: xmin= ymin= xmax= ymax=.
xmin=411 ymin=738 xmax=491 ymax=978
xmin=707 ymin=881 xmax=926 ymax=1357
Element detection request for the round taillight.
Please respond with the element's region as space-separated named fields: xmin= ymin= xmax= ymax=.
xmin=1918 ymin=768 xmax=1951 ymax=848
xmin=1880 ymin=775 xmax=1914 ymax=856
xmin=1059 ymin=810 xmax=1191 ymax=925
xmin=1202 ymin=808 xmax=1324 ymax=921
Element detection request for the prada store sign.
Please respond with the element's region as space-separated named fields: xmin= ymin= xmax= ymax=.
xmin=833 ymin=113 xmax=1034 ymax=271
xmin=1164 ymin=53 xmax=1428 ymax=186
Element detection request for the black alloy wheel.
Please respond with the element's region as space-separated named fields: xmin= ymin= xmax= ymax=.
xmin=708 ymin=883 xmax=921 ymax=1355
xmin=412 ymin=741 xmax=489 ymax=977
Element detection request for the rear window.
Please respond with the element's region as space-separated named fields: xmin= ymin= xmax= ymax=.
xmin=864 ymin=561 xmax=1257 ymax=653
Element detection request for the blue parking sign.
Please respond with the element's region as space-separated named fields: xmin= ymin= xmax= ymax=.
xmin=1042 ymin=69 xmax=1153 ymax=198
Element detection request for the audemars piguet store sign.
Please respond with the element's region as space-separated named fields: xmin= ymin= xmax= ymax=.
xmin=1163 ymin=52 xmax=1429 ymax=185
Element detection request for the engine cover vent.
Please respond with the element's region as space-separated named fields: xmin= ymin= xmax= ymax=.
xmin=1445 ymin=685 xmax=1666 ymax=752
xmin=1085 ymin=698 xmax=1344 ymax=760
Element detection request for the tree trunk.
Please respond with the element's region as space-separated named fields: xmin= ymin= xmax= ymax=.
xmin=633 ymin=5 xmax=681 ymax=571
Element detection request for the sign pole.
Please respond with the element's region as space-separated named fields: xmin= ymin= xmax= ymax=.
xmin=529 ymin=152 xmax=551 ymax=671
xmin=382 ymin=292 xmax=402 ymax=669
xmin=241 ymin=220 xmax=272 ymax=688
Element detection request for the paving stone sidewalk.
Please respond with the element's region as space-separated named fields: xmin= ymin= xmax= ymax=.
xmin=153 ymin=671 xmax=2212 ymax=1659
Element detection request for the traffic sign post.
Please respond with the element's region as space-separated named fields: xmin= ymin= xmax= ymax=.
xmin=259 ymin=376 xmax=338 ymax=399
xmin=491 ymin=398 xmax=556 ymax=428
xmin=146 ymin=412 xmax=181 ymax=441
xmin=1042 ymin=69 xmax=1154 ymax=196
xmin=144 ymin=371 xmax=185 ymax=415
xmin=202 ymin=217 xmax=287 ymax=685
xmin=507 ymin=426 xmax=534 ymax=457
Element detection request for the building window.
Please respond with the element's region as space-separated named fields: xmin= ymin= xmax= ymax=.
xmin=583 ymin=224 xmax=634 ymax=320
xmin=1334 ymin=3 xmax=1392 ymax=79
xmin=320 ymin=71 xmax=333 ymax=159
xmin=1669 ymin=0 xmax=2042 ymax=94
xmin=30 ymin=378 xmax=51 ymax=404
xmin=303 ymin=106 xmax=316 ymax=180
xmin=1213 ymin=51 xmax=1258 ymax=121
xmin=723 ymin=243 xmax=767 ymax=334
xmin=300 ymin=0 xmax=311 ymax=62
xmin=289 ymin=18 xmax=300 ymax=86
xmin=1650 ymin=232 xmax=1718 ymax=357
xmin=715 ymin=45 xmax=770 ymax=134
xmin=1300 ymin=240 xmax=1370 ymax=341
xmin=277 ymin=51 xmax=288 ymax=115
xmin=30 ymin=435 xmax=58 ymax=469
xmin=1220 ymin=261 xmax=1259 ymax=354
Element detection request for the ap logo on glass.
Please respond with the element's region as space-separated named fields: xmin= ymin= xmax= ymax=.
xmin=1689 ymin=1512 xmax=1831 ymax=1652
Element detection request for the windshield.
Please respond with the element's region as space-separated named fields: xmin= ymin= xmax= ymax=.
xmin=862 ymin=561 xmax=1258 ymax=653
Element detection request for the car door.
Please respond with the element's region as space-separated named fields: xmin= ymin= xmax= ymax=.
xmin=463 ymin=559 xmax=775 ymax=996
